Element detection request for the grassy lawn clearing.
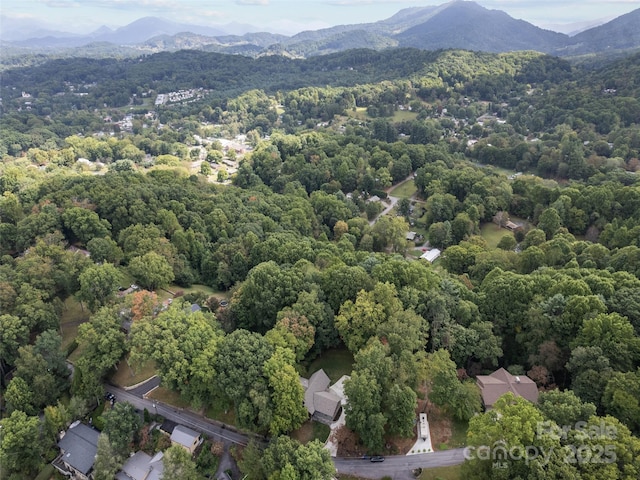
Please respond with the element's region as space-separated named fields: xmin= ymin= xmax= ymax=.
xmin=346 ymin=107 xmax=369 ymax=121
xmin=60 ymin=296 xmax=90 ymax=351
xmin=118 ymin=269 xmax=136 ymax=289
xmin=306 ymin=348 xmax=354 ymax=383
xmin=110 ymin=356 xmax=157 ymax=388
xmin=449 ymin=419 xmax=469 ymax=448
xmin=391 ymin=110 xmax=418 ymax=122
xmin=419 ymin=465 xmax=462 ymax=480
xmin=34 ymin=464 xmax=57 ymax=480
xmin=147 ymin=387 xmax=191 ymax=409
xmin=177 ymin=284 xmax=220 ymax=295
xmin=156 ymin=283 xmax=227 ymax=302
xmin=67 ymin=342 xmax=87 ymax=363
xmin=205 ymin=397 xmax=236 ymax=426
xmin=90 ymin=401 xmax=106 ymax=430
xmin=291 ymin=420 xmax=331 ymax=444
xmin=390 ymin=179 xmax=417 ymax=199
xmin=480 ymin=222 xmax=513 ymax=249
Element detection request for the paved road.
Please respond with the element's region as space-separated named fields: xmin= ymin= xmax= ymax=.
xmin=105 ymin=385 xmax=262 ymax=448
xmin=106 ymin=384 xmax=467 ymax=479
xmin=125 ymin=375 xmax=161 ymax=397
xmin=334 ymin=449 xmax=466 ymax=479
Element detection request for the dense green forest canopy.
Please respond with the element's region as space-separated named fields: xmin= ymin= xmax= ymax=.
xmin=1 ymin=48 xmax=569 ymax=110
xmin=1 ymin=46 xmax=640 ymax=479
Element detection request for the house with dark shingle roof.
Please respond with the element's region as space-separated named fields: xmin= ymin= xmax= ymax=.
xmin=159 ymin=419 xmax=177 ymax=436
xmin=476 ymin=367 xmax=539 ymax=409
xmin=300 ymin=369 xmax=343 ymax=424
xmin=53 ymin=421 xmax=99 ymax=480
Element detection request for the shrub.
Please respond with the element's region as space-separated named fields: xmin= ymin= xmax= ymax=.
xmin=66 ymin=339 xmax=79 ymax=357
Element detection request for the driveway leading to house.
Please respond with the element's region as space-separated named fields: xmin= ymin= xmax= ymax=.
xmin=368 ymin=195 xmax=401 ymax=226
xmin=368 ymin=174 xmax=416 ymax=226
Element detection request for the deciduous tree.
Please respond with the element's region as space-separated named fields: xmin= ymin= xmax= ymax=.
xmin=129 ymin=302 xmax=222 ymax=408
xmin=232 ymin=261 xmax=304 ymax=332
xmin=93 ymin=434 xmax=123 ymax=480
xmin=215 ymin=329 xmax=274 ymax=431
xmin=0 ymin=410 xmax=43 ymax=478
xmin=78 ymin=263 xmax=123 ymax=311
xmin=161 ymin=445 xmax=199 ymax=480
xmin=86 ymin=237 xmax=124 ymax=264
xmin=426 ymin=349 xmax=481 ymax=422
xmin=62 ymin=206 xmax=111 ymax=244
xmin=537 ymin=389 xmax=596 ymax=427
xmin=602 ymin=369 xmax=640 ymax=433
xmin=573 ymin=312 xmax=640 ymax=372
xmin=101 ymin=401 xmax=142 ymax=457
xmin=462 ymin=393 xmax=563 ymax=480
xmin=0 ymin=314 xmax=29 ymax=368
xmin=264 ymin=348 xmax=307 ymax=436
xmin=128 ymin=251 xmax=174 ymax=290
xmin=344 ymin=368 xmax=385 ymax=452
xmin=73 ymin=307 xmax=126 ymax=399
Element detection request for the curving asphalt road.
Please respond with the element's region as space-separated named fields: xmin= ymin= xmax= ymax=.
xmin=106 ymin=382 xmax=466 ymax=479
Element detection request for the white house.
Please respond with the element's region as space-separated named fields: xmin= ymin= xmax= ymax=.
xmin=420 ymin=249 xmax=441 ymax=263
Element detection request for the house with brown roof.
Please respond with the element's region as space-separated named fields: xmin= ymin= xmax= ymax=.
xmin=476 ymin=368 xmax=539 ymax=409
xmin=504 ymin=221 xmax=519 ymax=231
xmin=300 ymin=369 xmax=343 ymax=424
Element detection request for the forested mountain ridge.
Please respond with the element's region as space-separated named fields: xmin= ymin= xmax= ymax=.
xmin=3 ymin=1 xmax=640 ymax=61
xmin=561 ymin=8 xmax=640 ymax=56
xmin=0 ymin=48 xmax=568 ymax=111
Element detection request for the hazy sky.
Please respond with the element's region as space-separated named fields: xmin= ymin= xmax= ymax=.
xmin=2 ymin=0 xmax=638 ymax=35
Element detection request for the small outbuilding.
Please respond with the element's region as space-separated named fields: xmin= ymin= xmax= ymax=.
xmin=420 ymin=248 xmax=441 ymax=263
xmin=505 ymin=221 xmax=519 ymax=231
xmin=170 ymin=425 xmax=202 ymax=454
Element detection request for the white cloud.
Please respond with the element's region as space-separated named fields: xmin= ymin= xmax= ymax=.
xmin=196 ymin=10 xmax=226 ymax=18
xmin=326 ymin=0 xmax=422 ymax=4
xmin=40 ymin=0 xmax=80 ymax=7
xmin=236 ymin=0 xmax=270 ymax=5
xmin=37 ymin=0 xmax=182 ymax=9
